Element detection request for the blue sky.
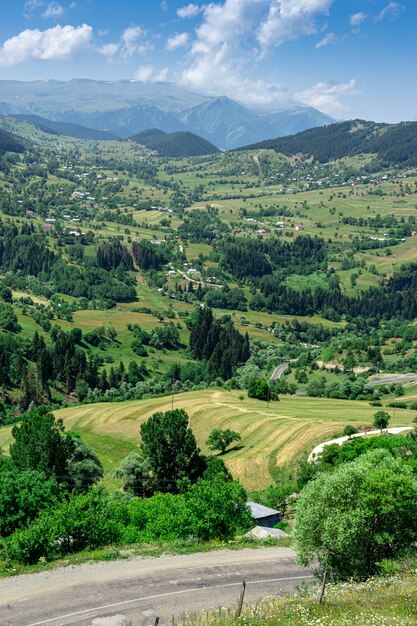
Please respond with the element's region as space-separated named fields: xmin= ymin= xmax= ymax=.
xmin=0 ymin=0 xmax=415 ymax=121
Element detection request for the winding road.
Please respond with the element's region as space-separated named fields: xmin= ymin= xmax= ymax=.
xmin=308 ymin=426 xmax=414 ymax=461
xmin=368 ymin=374 xmax=417 ymax=387
xmin=0 ymin=547 xmax=313 ymax=626
xmin=270 ymin=363 xmax=289 ymax=381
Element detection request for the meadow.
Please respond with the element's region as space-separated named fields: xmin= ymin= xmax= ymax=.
xmin=2 ymin=389 xmax=414 ymax=490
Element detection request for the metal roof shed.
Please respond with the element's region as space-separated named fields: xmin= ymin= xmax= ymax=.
xmin=246 ymin=501 xmax=281 ymax=528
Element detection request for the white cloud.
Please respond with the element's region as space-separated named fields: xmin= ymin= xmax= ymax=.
xmin=42 ymin=3 xmax=64 ymax=19
xmin=133 ymin=65 xmax=155 ymax=82
xmin=97 ymin=25 xmax=152 ymax=62
xmin=295 ymin=79 xmax=356 ymax=115
xmin=98 ymin=42 xmax=119 ymax=59
xmin=181 ymin=0 xmax=336 ymax=105
xmin=349 ymin=11 xmax=367 ymax=28
xmin=160 ymin=1 xmax=169 ymax=12
xmin=375 ymin=2 xmax=405 ymax=21
xmin=315 ymin=32 xmax=337 ymax=48
xmin=257 ymin=0 xmax=335 ymax=51
xmin=177 ymin=3 xmax=203 ymax=19
xmin=23 ymin=0 xmax=43 ymax=19
xmin=166 ymin=32 xmax=189 ymax=50
xmin=0 ymin=24 xmax=93 ymax=67
xmin=122 ymin=26 xmax=146 ymax=57
xmin=133 ymin=65 xmax=169 ymax=82
xmin=155 ymin=67 xmax=169 ymax=81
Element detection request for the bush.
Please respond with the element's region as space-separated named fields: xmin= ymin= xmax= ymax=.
xmin=4 ymin=489 xmax=126 ymax=564
xmin=388 ymin=401 xmax=408 ymax=409
xmin=294 ymin=449 xmax=417 ymax=580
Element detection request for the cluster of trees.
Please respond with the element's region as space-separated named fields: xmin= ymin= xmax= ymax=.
xmin=252 ymin=263 xmax=417 ymax=321
xmin=129 ymin=322 xmax=182 ymax=354
xmin=189 ymin=308 xmax=250 ymax=380
xmin=0 ymin=128 xmax=25 ymax=155
xmin=0 ymin=408 xmax=251 ymax=565
xmin=0 ymin=222 xmax=136 ymax=305
xmin=178 ymin=207 xmax=229 ymax=243
xmin=218 ymin=235 xmax=327 ymax=280
xmin=295 ymin=448 xmax=417 ymax=580
xmin=132 ymin=239 xmax=170 ymax=271
xmin=96 ymin=241 xmax=134 ymax=271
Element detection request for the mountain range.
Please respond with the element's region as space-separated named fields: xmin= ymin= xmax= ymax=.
xmin=0 ymin=79 xmax=333 ymax=150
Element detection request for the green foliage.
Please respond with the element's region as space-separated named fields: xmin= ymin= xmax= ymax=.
xmin=124 ymin=475 xmax=251 ymax=544
xmin=294 ymin=450 xmax=417 ymax=580
xmin=247 ymin=379 xmax=273 ymax=401
xmin=0 ymin=128 xmax=25 ymax=155
xmin=206 ymin=428 xmax=241 ymax=454
xmin=4 ymin=489 xmax=125 ymax=564
xmin=189 ymin=307 xmax=250 ymax=380
xmin=373 ymin=410 xmax=390 ymax=432
xmin=0 ymin=468 xmax=60 ymax=537
xmin=3 ymin=473 xmax=250 ymax=564
xmin=139 ymin=409 xmax=205 ymax=493
xmin=113 ymin=453 xmax=154 ymax=497
xmin=343 ymin=425 xmax=359 ymax=437
xmin=0 ymin=302 xmax=20 ymax=332
xmin=64 ymin=434 xmax=104 ymax=492
xmin=10 ymin=408 xmax=69 ymax=482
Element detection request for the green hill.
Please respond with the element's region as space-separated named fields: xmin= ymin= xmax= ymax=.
xmin=0 ymin=128 xmax=26 ymax=155
xmin=130 ymin=129 xmax=220 ymax=157
xmin=239 ymin=119 xmax=417 ymax=167
xmin=12 ymin=114 xmax=119 ymax=141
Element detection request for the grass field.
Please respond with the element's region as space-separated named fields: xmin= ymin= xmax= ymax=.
xmin=1 ymin=389 xmax=414 ymax=490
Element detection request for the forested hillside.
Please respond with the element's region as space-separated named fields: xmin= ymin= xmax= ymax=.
xmin=0 ymin=128 xmax=26 ymax=155
xmin=239 ymin=120 xmax=417 ymax=167
xmin=130 ymin=129 xmax=220 ymax=157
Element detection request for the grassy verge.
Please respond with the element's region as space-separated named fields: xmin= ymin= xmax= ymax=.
xmin=185 ymin=571 xmax=417 ymax=625
xmin=0 ymin=536 xmax=291 ymax=579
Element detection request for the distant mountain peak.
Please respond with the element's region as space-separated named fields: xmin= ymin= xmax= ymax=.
xmin=0 ymin=79 xmax=334 ymax=150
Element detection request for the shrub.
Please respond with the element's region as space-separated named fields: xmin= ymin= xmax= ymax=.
xmin=294 ymin=449 xmax=417 ymax=580
xmin=388 ymin=401 xmax=408 ymax=409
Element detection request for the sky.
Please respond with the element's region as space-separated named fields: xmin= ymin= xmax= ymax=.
xmin=0 ymin=0 xmax=415 ymax=121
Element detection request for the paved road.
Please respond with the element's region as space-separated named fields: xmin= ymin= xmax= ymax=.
xmin=0 ymin=548 xmax=313 ymax=626
xmin=368 ymin=373 xmax=417 ymax=387
xmin=308 ymin=426 xmax=413 ymax=461
xmin=270 ymin=363 xmax=289 ymax=381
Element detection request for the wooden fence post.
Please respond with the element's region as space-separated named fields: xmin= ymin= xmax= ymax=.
xmin=236 ymin=580 xmax=246 ymax=619
xmin=318 ymin=570 xmax=327 ymax=605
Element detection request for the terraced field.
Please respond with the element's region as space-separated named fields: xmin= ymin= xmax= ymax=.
xmin=1 ymin=390 xmax=413 ymax=490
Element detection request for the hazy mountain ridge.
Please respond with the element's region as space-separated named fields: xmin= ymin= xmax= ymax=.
xmin=0 ymin=79 xmax=333 ymax=149
xmin=239 ymin=119 xmax=417 ymax=167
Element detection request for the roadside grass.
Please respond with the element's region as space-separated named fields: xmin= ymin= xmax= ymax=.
xmin=0 ymin=537 xmax=291 ymax=579
xmin=184 ymin=572 xmax=417 ymax=625
xmin=1 ymin=389 xmax=412 ymax=490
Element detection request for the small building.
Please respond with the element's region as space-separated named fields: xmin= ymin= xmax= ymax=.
xmin=276 ymin=221 xmax=285 ymax=228
xmin=295 ymin=224 xmax=304 ymax=231
xmin=246 ymin=526 xmax=288 ymax=540
xmin=43 ymin=223 xmax=53 ymax=231
xmin=246 ymin=501 xmax=281 ymax=528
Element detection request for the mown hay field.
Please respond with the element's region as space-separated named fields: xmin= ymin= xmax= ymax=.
xmin=2 ymin=390 xmax=413 ymax=490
